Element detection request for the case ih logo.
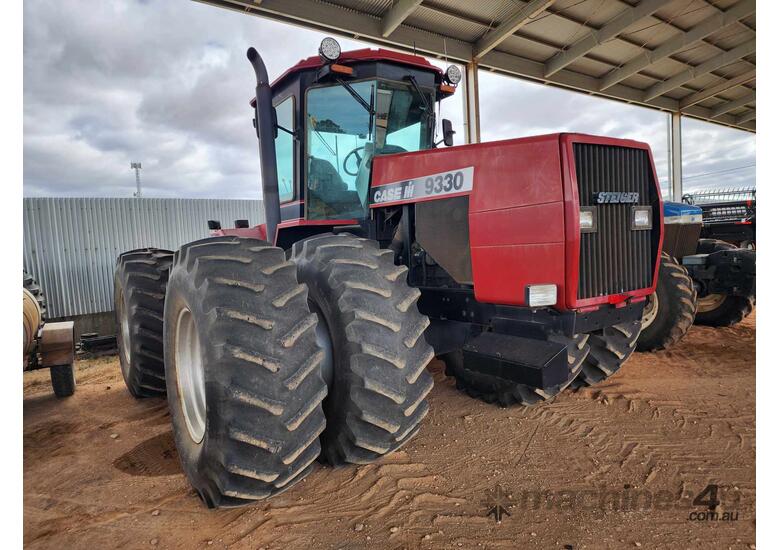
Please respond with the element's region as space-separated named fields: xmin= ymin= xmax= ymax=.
xmin=593 ymin=191 xmax=640 ymax=204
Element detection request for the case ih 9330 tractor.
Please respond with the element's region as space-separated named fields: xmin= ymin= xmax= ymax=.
xmin=114 ymin=38 xmax=663 ymax=508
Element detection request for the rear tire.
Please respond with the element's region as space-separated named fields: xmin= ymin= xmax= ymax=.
xmin=114 ymin=248 xmax=173 ymax=397
xmin=636 ymin=253 xmax=696 ymax=351
xmin=442 ymin=332 xmax=590 ymax=407
xmin=164 ymin=237 xmax=327 ymax=508
xmin=575 ymin=320 xmax=642 ymax=387
xmin=291 ymin=233 xmax=434 ymax=465
xmin=693 ymin=239 xmax=754 ymax=327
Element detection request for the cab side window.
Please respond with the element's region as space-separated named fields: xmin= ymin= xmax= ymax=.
xmin=274 ymin=97 xmax=295 ymax=203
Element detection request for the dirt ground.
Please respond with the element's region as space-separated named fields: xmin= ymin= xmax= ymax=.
xmin=24 ymin=315 xmax=756 ymax=549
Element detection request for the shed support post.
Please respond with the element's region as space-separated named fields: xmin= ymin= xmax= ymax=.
xmin=464 ymin=62 xmax=481 ymax=144
xmin=670 ymin=111 xmax=683 ymax=201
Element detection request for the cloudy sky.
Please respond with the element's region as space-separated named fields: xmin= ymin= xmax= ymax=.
xmin=23 ymin=0 xmax=756 ymax=200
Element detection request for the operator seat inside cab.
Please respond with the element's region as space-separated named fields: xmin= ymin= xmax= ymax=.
xmin=306 ymin=144 xmax=409 ymax=219
xmin=307 ymin=155 xmax=361 ymax=219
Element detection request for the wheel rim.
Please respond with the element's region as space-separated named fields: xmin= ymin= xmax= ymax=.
xmin=697 ymin=293 xmax=727 ymax=313
xmin=118 ymin=290 xmax=131 ymax=373
xmin=641 ymin=292 xmax=659 ymax=330
xmin=175 ymin=307 xmax=206 ymax=443
xmin=309 ymin=301 xmax=334 ymax=388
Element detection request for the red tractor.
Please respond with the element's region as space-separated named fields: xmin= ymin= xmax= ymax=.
xmin=114 ymin=38 xmax=663 ymax=508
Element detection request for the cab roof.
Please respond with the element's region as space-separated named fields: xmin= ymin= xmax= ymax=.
xmin=271 ymin=47 xmax=443 ymax=87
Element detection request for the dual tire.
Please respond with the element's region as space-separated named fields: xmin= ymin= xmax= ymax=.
xmin=115 ymin=234 xmax=434 ymax=507
xmin=291 ymin=233 xmax=434 ymax=464
xmin=163 ymin=237 xmax=327 ymax=507
xmin=114 ymin=248 xmax=173 ymax=397
xmin=573 ymin=320 xmax=642 ymax=387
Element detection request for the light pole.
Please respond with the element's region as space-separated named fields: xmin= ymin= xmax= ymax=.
xmin=131 ymin=162 xmax=142 ymax=198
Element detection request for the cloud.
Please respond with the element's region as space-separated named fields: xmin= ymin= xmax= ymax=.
xmin=23 ymin=0 xmax=755 ymax=199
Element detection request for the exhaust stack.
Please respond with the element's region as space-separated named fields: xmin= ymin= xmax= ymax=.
xmin=247 ymin=47 xmax=281 ymax=245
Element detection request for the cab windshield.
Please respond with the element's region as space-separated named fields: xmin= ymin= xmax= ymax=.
xmin=305 ymin=79 xmax=433 ymax=220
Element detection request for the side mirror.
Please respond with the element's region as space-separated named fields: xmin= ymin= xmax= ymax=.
xmin=442 ymin=118 xmax=455 ymax=147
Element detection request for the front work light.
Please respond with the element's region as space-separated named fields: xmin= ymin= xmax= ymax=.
xmin=526 ymin=284 xmax=558 ymax=308
xmin=319 ymin=37 xmax=341 ymax=62
xmin=632 ymin=206 xmax=653 ymax=230
xmin=445 ymin=65 xmax=462 ymax=85
xmin=579 ymin=207 xmax=596 ymax=233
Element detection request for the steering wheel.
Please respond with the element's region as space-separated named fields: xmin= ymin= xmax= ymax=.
xmin=343 ymin=146 xmax=363 ymax=176
xmin=343 ymin=144 xmax=411 ymax=177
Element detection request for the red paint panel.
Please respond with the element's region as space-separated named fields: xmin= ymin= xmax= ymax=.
xmin=469 ymin=202 xmax=564 ymax=247
xmin=372 ymin=132 xmax=663 ymax=311
xmin=471 ymin=243 xmax=566 ymax=307
xmin=465 ymin=135 xmax=565 ymax=306
xmin=469 ymin=137 xmax=562 ymax=212
xmin=373 ymin=134 xmax=567 ymax=308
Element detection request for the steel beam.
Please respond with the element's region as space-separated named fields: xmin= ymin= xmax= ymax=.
xmin=710 ymin=91 xmax=756 ymax=118
xmin=600 ymin=0 xmax=755 ymax=90
xmin=193 ymin=0 xmax=755 ymax=133
xmin=545 ymin=0 xmax=672 ymax=78
xmin=464 ymin=62 xmax=481 ymax=144
xmin=670 ymin=112 xmax=682 ymax=201
xmin=644 ymin=39 xmax=756 ymax=101
xmin=679 ymin=69 xmax=756 ymax=109
xmin=380 ymin=0 xmax=422 ymax=38
xmin=736 ymin=109 xmax=756 ymax=125
xmin=473 ymin=0 xmax=554 ymax=59
xmin=736 ymin=120 xmax=755 ymax=132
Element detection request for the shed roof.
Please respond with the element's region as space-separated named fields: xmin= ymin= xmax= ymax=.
xmin=196 ymin=0 xmax=756 ymax=132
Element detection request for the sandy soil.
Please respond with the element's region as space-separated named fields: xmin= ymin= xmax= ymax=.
xmin=24 ymin=315 xmax=755 ymax=549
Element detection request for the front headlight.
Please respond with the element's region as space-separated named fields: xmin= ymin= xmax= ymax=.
xmin=580 ymin=207 xmax=596 ymax=233
xmin=632 ymin=206 xmax=653 ymax=230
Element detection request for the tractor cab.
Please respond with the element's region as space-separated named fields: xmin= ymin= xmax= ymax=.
xmin=250 ymin=38 xmax=459 ymax=240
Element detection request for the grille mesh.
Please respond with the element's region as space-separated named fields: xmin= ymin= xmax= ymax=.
xmin=575 ymin=144 xmax=659 ymax=300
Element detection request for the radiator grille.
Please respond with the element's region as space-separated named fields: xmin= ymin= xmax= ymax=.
xmin=575 ymin=144 xmax=659 ymax=300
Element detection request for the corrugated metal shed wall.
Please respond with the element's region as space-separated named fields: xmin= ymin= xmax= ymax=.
xmin=23 ymin=198 xmax=264 ymax=318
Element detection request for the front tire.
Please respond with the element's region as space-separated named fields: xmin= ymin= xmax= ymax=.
xmin=636 ymin=253 xmax=696 ymax=351
xmin=114 ymin=248 xmax=173 ymax=398
xmin=442 ymin=332 xmax=590 ymax=407
xmin=164 ymin=237 xmax=328 ymax=508
xmin=575 ymin=320 xmax=642 ymax=387
xmin=291 ymin=233 xmax=434 ymax=465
